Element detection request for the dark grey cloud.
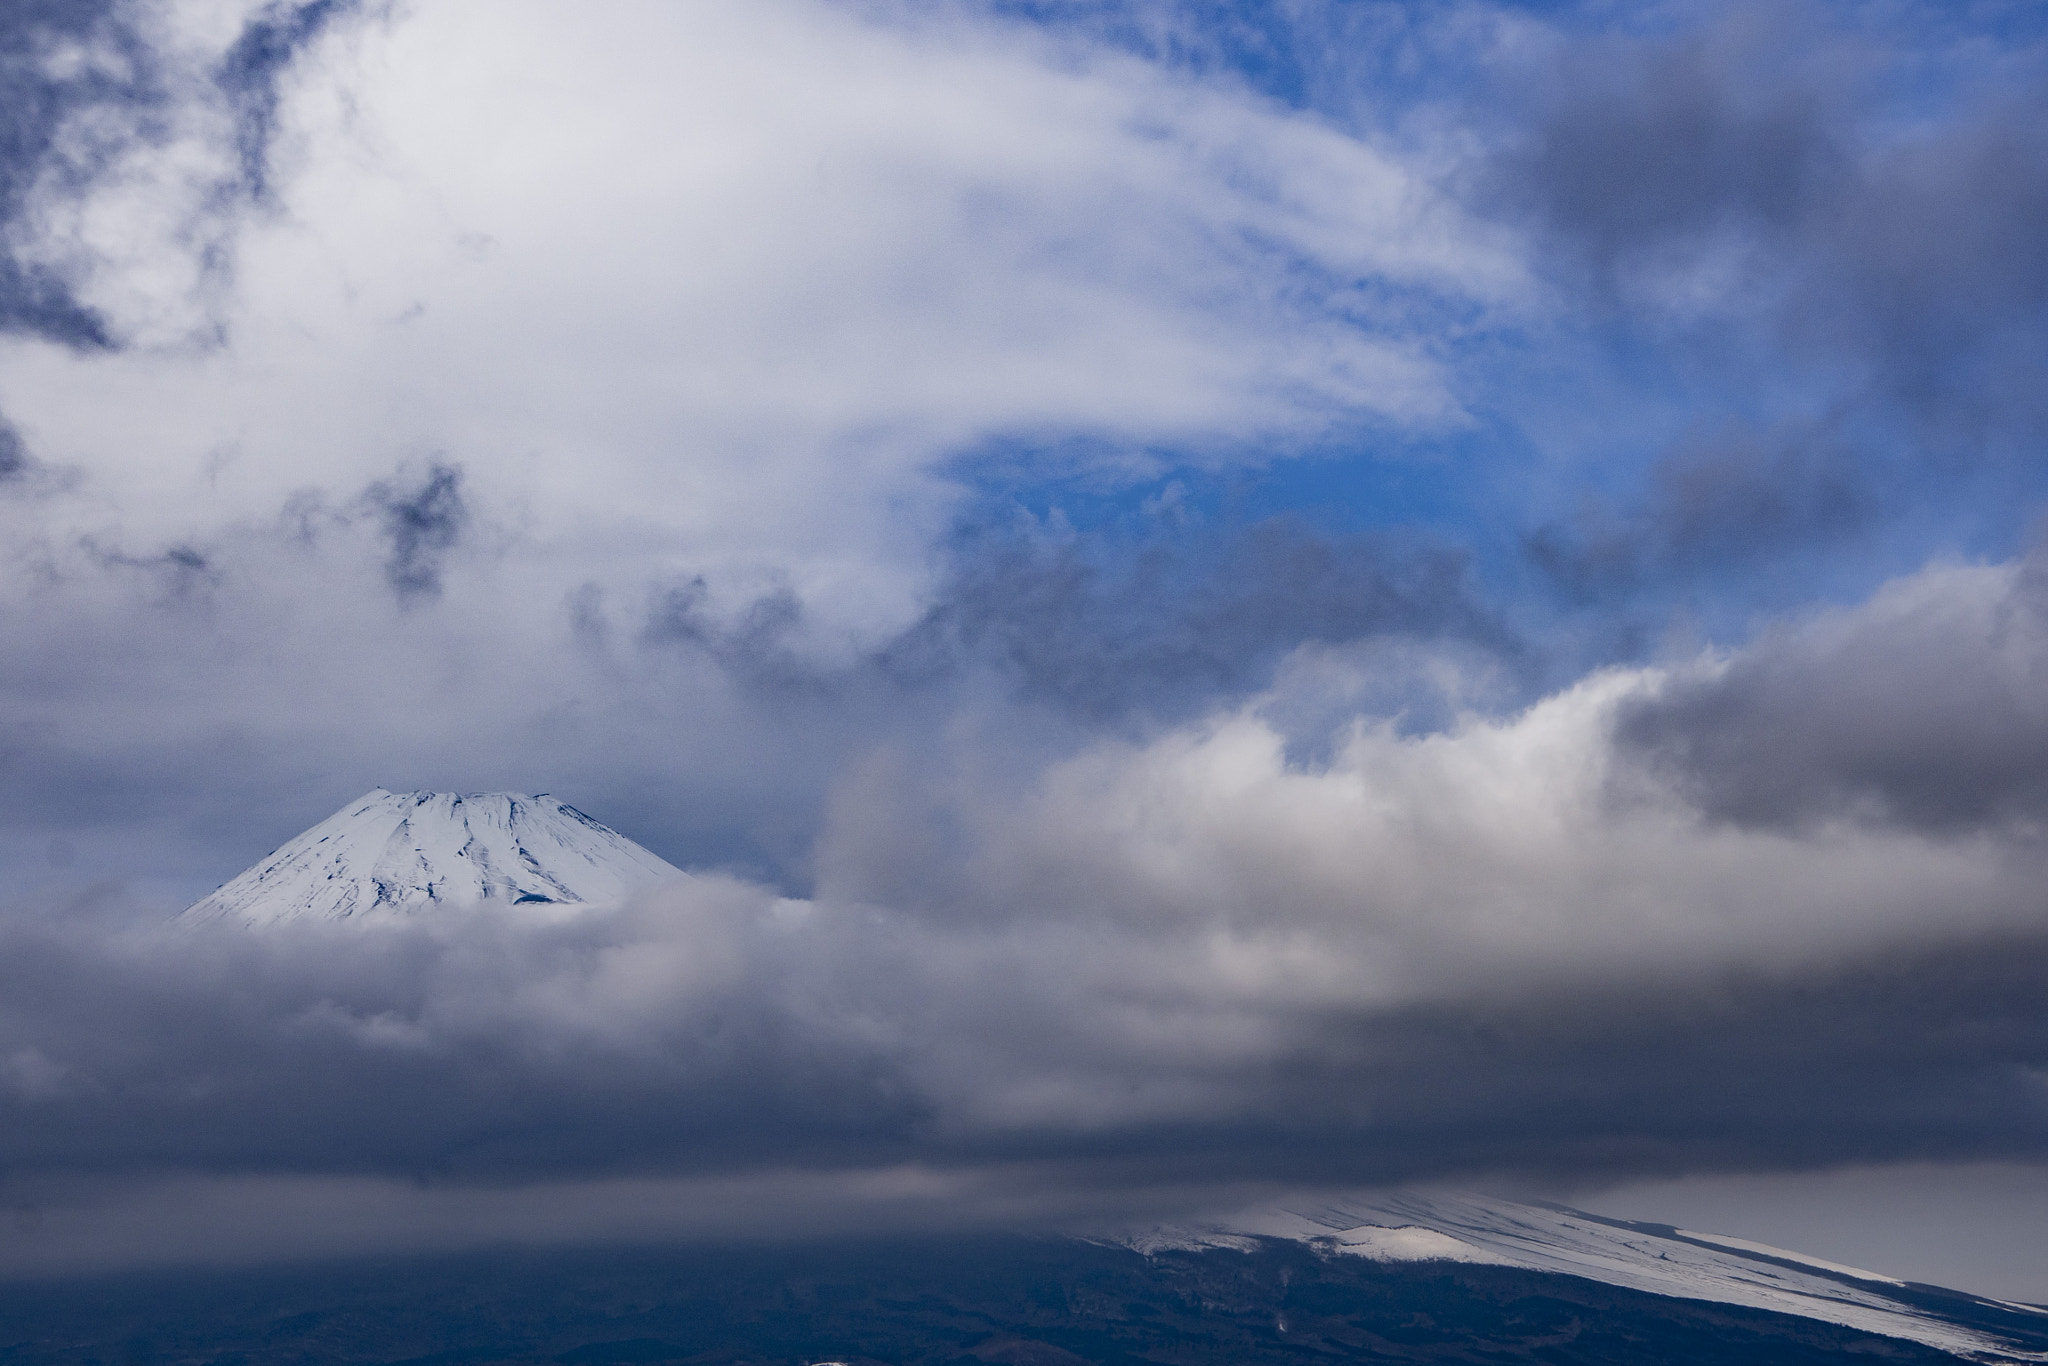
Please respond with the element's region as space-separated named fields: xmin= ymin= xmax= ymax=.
xmin=1499 ymin=24 xmax=1845 ymax=284
xmin=618 ymin=510 xmax=1521 ymax=742
xmin=78 ymin=540 xmax=218 ymax=604
xmin=641 ymin=577 xmax=815 ymax=695
xmin=0 ymin=416 xmax=29 ymax=482
xmin=1502 ymin=10 xmax=2048 ymax=588
xmin=365 ymin=461 xmax=468 ymax=600
xmin=884 ymin=517 xmax=1519 ymax=723
xmin=1229 ymin=931 xmax=2048 ymax=1185
xmin=0 ymin=260 xmax=110 ymax=352
xmin=0 ymin=902 xmax=924 ymax=1181
xmin=1810 ymin=86 xmax=2048 ymax=442
xmin=1526 ymin=418 xmax=1874 ymax=598
xmin=0 ymin=890 xmax=2043 ymax=1202
xmin=1616 ymin=549 xmax=2048 ymax=834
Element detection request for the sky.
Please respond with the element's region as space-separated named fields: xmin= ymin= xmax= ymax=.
xmin=2 ymin=0 xmax=2048 ymax=1303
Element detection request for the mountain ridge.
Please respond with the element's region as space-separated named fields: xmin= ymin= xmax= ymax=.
xmin=1128 ymin=1191 xmax=2048 ymax=1363
xmin=3 ymin=1230 xmax=2041 ymax=1366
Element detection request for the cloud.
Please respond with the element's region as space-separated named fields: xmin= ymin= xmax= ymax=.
xmin=2 ymin=812 xmax=2043 ymax=1192
xmin=885 ymin=513 xmax=1518 ymax=722
xmin=0 ymin=0 xmax=133 ymax=349
xmin=2 ymin=553 xmax=2046 ymax=1274
xmin=0 ymin=416 xmax=29 ymax=481
xmin=0 ymin=0 xmax=1522 ymax=635
xmin=0 ymin=0 xmax=346 ymax=353
xmin=1525 ymin=416 xmax=1874 ymax=598
xmin=0 ymin=882 xmax=931 ymax=1180
xmin=1497 ymin=16 xmax=1845 ymax=289
xmin=0 ymin=0 xmax=1534 ymax=900
xmin=1500 ymin=7 xmax=2048 ymax=587
xmin=0 ymin=478 xmax=856 ymax=897
xmin=640 ymin=576 xmax=814 ymax=696
xmin=0 ymin=1164 xmax=1219 ymax=1277
xmin=365 ymin=460 xmax=466 ymax=600
xmin=1615 ymin=551 xmax=2048 ymax=834
xmin=819 ymin=655 xmax=2045 ymax=1009
xmin=216 ymin=0 xmax=357 ymax=201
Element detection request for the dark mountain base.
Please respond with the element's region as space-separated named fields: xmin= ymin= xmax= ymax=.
xmin=0 ymin=1237 xmax=2019 ymax=1366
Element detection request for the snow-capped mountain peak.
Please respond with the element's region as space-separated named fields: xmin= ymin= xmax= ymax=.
xmin=178 ymin=789 xmax=684 ymax=926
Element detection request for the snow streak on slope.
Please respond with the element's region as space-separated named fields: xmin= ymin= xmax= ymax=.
xmin=1132 ymin=1192 xmax=2048 ymax=1363
xmin=178 ymin=790 xmax=684 ymax=926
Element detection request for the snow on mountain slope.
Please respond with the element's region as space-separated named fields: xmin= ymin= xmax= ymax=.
xmin=1130 ymin=1192 xmax=2048 ymax=1363
xmin=178 ymin=790 xmax=684 ymax=926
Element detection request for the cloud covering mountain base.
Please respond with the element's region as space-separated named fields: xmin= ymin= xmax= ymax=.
xmin=7 ymin=550 xmax=2048 ymax=1277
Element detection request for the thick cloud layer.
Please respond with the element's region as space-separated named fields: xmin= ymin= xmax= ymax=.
xmin=6 ymin=555 xmax=2048 ymax=1271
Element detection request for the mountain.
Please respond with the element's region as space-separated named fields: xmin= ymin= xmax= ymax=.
xmin=5 ymin=1218 xmax=2045 ymax=1365
xmin=1132 ymin=1191 xmax=2048 ymax=1363
xmin=178 ymin=789 xmax=684 ymax=926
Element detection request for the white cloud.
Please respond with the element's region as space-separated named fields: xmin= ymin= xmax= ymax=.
xmin=819 ymin=648 xmax=2043 ymax=1022
xmin=0 ymin=0 xmax=1523 ymax=639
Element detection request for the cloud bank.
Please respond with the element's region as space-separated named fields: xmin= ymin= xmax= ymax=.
xmin=7 ymin=551 xmax=2048 ymax=1270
